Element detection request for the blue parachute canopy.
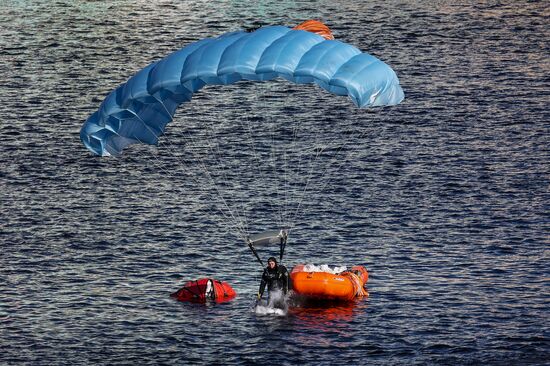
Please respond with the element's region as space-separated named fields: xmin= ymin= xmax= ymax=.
xmin=81 ymin=23 xmax=404 ymax=156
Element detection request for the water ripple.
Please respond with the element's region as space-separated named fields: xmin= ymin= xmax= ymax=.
xmin=1 ymin=0 xmax=548 ymax=365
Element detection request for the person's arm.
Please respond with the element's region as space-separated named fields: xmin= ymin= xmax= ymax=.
xmin=258 ymin=271 xmax=267 ymax=298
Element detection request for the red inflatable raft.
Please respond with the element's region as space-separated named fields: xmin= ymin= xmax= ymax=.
xmin=291 ymin=265 xmax=369 ymax=301
xmin=171 ymin=278 xmax=236 ymax=303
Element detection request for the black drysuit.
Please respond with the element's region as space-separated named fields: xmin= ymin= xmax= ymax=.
xmin=259 ymin=264 xmax=289 ymax=298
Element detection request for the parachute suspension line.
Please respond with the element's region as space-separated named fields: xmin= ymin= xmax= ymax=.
xmin=123 ymin=130 xmax=240 ymax=237
xmin=281 ymin=88 xmax=300 ymax=232
xmin=276 ymin=82 xmax=310 ymax=233
xmin=250 ymin=90 xmax=284 ymax=230
xmin=230 ymin=88 xmax=283 ymax=232
xmin=284 ymin=109 xmax=349 ymax=233
xmin=132 ymin=134 xmax=246 ymax=239
xmin=253 ymin=83 xmax=286 ymax=230
xmin=238 ymin=113 xmax=282 ymax=228
xmin=287 ymin=140 xmax=327 ymax=234
xmin=278 ymin=97 xmax=289 ymax=230
xmin=269 ymin=113 xmax=285 ymax=229
xmin=124 ymin=149 xmax=240 ymax=238
xmin=289 ymin=108 xmax=388 ymax=233
xmin=282 ymin=90 xmax=333 ymax=232
xmin=282 ymin=123 xmax=295 ymax=230
xmin=201 ymin=119 xmax=250 ymax=237
xmin=257 ymin=86 xmax=282 ymax=230
xmin=122 ymin=99 xmax=250 ymax=241
xmin=283 ymin=147 xmax=289 ymax=231
xmin=169 ymin=128 xmax=250 ymax=241
xmin=278 ymin=91 xmax=294 ymax=232
xmin=138 ymin=118 xmax=249 ymax=241
xmin=151 ymin=93 xmax=251 ymax=242
xmin=288 ymin=123 xmax=359 ymax=233
xmin=290 ymin=125 xmax=321 ymax=229
xmin=274 ymin=83 xmax=295 ymax=232
xmin=282 ymin=117 xmax=304 ymax=230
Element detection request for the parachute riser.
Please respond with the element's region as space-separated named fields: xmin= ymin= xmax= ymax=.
xmin=247 ymin=241 xmax=264 ymax=267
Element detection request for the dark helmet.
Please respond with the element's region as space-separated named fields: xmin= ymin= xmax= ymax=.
xmin=267 ymin=257 xmax=277 ymax=264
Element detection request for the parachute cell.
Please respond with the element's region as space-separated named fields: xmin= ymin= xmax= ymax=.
xmin=81 ymin=22 xmax=404 ymax=156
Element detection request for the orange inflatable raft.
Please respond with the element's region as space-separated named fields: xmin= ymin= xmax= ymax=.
xmin=290 ymin=264 xmax=369 ymax=301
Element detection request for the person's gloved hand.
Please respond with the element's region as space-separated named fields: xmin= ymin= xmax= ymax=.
xmin=257 ymin=293 xmax=262 ymax=300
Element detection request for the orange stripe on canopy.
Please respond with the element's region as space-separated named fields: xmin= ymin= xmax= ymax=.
xmin=293 ymin=20 xmax=334 ymax=40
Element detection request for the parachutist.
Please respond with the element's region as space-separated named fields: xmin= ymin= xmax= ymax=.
xmin=258 ymin=257 xmax=289 ymax=309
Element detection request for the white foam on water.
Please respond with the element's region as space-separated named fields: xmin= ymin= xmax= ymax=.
xmin=253 ymin=290 xmax=289 ymax=316
xmin=302 ymin=263 xmax=347 ymax=274
xmin=254 ymin=304 xmax=286 ymax=316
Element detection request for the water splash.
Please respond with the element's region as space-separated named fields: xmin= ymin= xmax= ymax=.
xmin=254 ymin=290 xmax=289 ymax=316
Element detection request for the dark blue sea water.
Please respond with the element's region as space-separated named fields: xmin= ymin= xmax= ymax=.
xmin=1 ymin=1 xmax=548 ymax=365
